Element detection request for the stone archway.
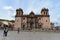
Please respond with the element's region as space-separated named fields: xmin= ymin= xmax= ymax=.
xmin=22 ymin=25 xmax=25 ymax=30
xmin=39 ymin=25 xmax=42 ymax=29
xmin=38 ymin=23 xmax=43 ymax=29
xmin=30 ymin=22 xmax=34 ymax=29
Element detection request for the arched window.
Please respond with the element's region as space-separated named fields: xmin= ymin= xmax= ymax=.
xmin=39 ymin=18 xmax=41 ymax=20
xmin=44 ymin=12 xmax=45 ymax=15
xmin=23 ymin=17 xmax=25 ymax=20
xmin=46 ymin=12 xmax=47 ymax=15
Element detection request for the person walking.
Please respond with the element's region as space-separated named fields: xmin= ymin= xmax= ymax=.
xmin=3 ymin=28 xmax=8 ymax=37
xmin=17 ymin=28 xmax=20 ymax=34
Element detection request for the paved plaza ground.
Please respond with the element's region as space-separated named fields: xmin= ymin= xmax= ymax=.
xmin=0 ymin=30 xmax=60 ymax=40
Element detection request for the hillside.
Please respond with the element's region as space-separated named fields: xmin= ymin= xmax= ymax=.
xmin=0 ymin=19 xmax=15 ymax=22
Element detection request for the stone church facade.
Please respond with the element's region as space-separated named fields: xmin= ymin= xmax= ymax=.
xmin=14 ymin=8 xmax=51 ymax=30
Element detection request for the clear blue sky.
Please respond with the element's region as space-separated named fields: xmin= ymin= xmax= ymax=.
xmin=0 ymin=0 xmax=60 ymax=26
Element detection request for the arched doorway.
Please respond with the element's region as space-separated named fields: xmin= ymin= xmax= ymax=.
xmin=22 ymin=25 xmax=25 ymax=30
xmin=38 ymin=23 xmax=42 ymax=29
xmin=39 ymin=25 xmax=42 ymax=29
xmin=30 ymin=22 xmax=34 ymax=29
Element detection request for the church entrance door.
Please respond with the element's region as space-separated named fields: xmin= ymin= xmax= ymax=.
xmin=30 ymin=22 xmax=34 ymax=29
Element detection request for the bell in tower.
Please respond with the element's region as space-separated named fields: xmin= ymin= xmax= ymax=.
xmin=41 ymin=8 xmax=49 ymax=15
xmin=16 ymin=8 xmax=23 ymax=17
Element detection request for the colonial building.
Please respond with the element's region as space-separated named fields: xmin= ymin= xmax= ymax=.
xmin=0 ymin=20 xmax=14 ymax=29
xmin=14 ymin=8 xmax=51 ymax=30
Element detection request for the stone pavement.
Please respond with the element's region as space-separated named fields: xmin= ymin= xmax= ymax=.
xmin=0 ymin=30 xmax=60 ymax=40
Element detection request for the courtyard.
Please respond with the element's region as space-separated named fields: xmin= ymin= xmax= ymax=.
xmin=0 ymin=30 xmax=60 ymax=40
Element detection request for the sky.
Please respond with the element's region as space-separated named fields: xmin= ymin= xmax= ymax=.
xmin=0 ymin=0 xmax=60 ymax=26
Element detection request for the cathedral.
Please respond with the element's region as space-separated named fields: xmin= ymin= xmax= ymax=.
xmin=14 ymin=8 xmax=51 ymax=30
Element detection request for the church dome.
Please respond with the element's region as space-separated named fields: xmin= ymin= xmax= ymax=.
xmin=16 ymin=8 xmax=23 ymax=11
xmin=41 ymin=8 xmax=48 ymax=11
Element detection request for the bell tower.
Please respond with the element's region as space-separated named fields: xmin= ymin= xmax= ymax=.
xmin=41 ymin=8 xmax=51 ymax=28
xmin=16 ymin=8 xmax=23 ymax=17
xmin=41 ymin=8 xmax=49 ymax=15
xmin=14 ymin=8 xmax=23 ymax=30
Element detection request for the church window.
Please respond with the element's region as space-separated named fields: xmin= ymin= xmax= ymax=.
xmin=17 ymin=20 xmax=18 ymax=22
xmin=23 ymin=17 xmax=25 ymax=20
xmin=46 ymin=12 xmax=47 ymax=15
xmin=17 ymin=12 xmax=18 ymax=16
xmin=39 ymin=18 xmax=41 ymax=20
xmin=44 ymin=12 xmax=45 ymax=15
xmin=31 ymin=17 xmax=33 ymax=19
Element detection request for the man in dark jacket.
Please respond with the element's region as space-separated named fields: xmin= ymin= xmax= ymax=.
xmin=3 ymin=28 xmax=8 ymax=37
xmin=17 ymin=28 xmax=20 ymax=33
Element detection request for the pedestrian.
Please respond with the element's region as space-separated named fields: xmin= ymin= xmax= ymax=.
xmin=3 ymin=28 xmax=8 ymax=37
xmin=17 ymin=28 xmax=20 ymax=33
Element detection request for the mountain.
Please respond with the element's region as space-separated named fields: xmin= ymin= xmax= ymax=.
xmin=0 ymin=19 xmax=15 ymax=23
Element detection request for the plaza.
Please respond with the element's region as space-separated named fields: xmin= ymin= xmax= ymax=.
xmin=0 ymin=30 xmax=60 ymax=40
